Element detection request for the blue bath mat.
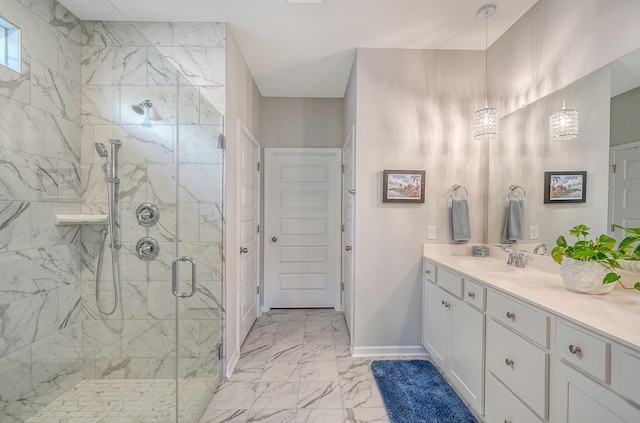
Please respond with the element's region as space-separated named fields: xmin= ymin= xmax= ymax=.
xmin=371 ymin=360 xmax=477 ymax=423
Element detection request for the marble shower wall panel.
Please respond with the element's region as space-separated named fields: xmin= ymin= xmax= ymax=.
xmin=0 ymin=95 xmax=80 ymax=161
xmin=0 ymin=0 xmax=83 ymax=419
xmin=30 ymin=60 xmax=81 ymax=123
xmin=134 ymin=21 xmax=227 ymax=116
xmin=81 ymin=46 xmax=148 ymax=86
xmin=1 ymin=243 xmax=80 ymax=305
xmin=0 ymin=59 xmax=31 ymax=103
xmin=0 ymin=201 xmax=30 ymax=252
xmin=79 ymin=20 xmax=225 ymax=381
xmin=120 ymin=85 xmax=177 ymax=125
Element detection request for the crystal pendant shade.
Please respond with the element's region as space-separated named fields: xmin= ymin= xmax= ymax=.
xmin=473 ymin=107 xmax=499 ymax=140
xmin=549 ymin=108 xmax=579 ymax=141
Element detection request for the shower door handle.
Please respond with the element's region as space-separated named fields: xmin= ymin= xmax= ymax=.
xmin=172 ymin=256 xmax=197 ymax=298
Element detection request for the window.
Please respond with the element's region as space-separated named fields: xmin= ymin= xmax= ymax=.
xmin=0 ymin=17 xmax=20 ymax=73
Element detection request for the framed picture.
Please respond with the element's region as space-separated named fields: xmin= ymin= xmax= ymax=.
xmin=544 ymin=171 xmax=587 ymax=203
xmin=383 ymin=170 xmax=426 ymax=203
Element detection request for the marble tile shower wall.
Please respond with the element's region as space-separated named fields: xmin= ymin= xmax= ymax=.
xmin=0 ymin=0 xmax=83 ymax=421
xmin=78 ymin=21 xmax=226 ymax=382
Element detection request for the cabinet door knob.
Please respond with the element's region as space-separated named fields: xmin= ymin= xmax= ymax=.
xmin=505 ymin=358 xmax=514 ymax=367
xmin=506 ymin=311 xmax=515 ymax=320
xmin=272 ymin=236 xmax=278 ymax=242
xmin=504 ymin=420 xmax=512 ymax=423
xmin=467 ymin=291 xmax=475 ymax=299
xmin=569 ymin=344 xmax=582 ymax=354
xmin=345 ymin=245 xmax=352 ymax=251
xmin=441 ymin=300 xmax=450 ymax=309
xmin=240 ymin=247 xmax=248 ymax=254
xmin=425 ymin=269 xmax=431 ymax=274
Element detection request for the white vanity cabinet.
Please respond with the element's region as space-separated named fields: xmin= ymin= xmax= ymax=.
xmin=485 ymin=291 xmax=550 ymax=422
xmin=422 ymin=259 xmax=485 ymax=415
xmin=553 ymin=319 xmax=640 ymax=423
xmin=423 ymin=251 xmax=640 ymax=423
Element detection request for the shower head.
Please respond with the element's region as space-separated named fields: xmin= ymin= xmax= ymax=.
xmin=95 ymin=142 xmax=109 ymax=159
xmin=131 ymin=99 xmax=153 ymax=115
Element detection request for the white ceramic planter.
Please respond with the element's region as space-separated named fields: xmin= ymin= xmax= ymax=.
xmin=619 ymin=259 xmax=640 ymax=274
xmin=560 ymin=257 xmax=616 ymax=295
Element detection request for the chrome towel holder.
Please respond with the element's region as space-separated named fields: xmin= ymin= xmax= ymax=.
xmin=451 ymin=184 xmax=469 ymax=201
xmin=508 ymin=185 xmax=526 ymax=200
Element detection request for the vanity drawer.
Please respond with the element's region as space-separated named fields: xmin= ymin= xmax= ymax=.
xmin=423 ymin=259 xmax=436 ymax=284
xmin=557 ymin=320 xmax=610 ymax=383
xmin=463 ymin=278 xmax=486 ymax=311
xmin=487 ymin=318 xmax=549 ymax=420
xmin=615 ymin=349 xmax=640 ymax=406
xmin=487 ymin=290 xmax=550 ymax=348
xmin=486 ymin=373 xmax=544 ymax=423
xmin=437 ymin=267 xmax=463 ymax=298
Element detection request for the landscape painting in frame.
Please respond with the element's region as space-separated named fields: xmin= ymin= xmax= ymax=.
xmin=544 ymin=171 xmax=587 ymax=204
xmin=383 ymin=170 xmax=426 ymax=203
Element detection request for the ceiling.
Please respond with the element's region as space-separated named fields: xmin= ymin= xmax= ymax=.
xmin=58 ymin=0 xmax=539 ymax=98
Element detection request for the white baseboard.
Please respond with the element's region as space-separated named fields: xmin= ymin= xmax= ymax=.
xmin=225 ymin=348 xmax=240 ymax=378
xmin=351 ymin=345 xmax=430 ymax=357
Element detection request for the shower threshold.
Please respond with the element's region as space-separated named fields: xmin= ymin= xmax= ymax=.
xmin=25 ymin=378 xmax=215 ymax=423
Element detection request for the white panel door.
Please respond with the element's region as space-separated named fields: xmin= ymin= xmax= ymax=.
xmin=612 ymin=144 xmax=640 ymax=240
xmin=265 ymin=148 xmax=341 ymax=308
xmin=238 ymin=122 xmax=260 ymax=345
xmin=342 ymin=126 xmax=355 ymax=335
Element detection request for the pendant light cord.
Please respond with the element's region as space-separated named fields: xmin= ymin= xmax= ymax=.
xmin=484 ymin=13 xmax=489 ymax=108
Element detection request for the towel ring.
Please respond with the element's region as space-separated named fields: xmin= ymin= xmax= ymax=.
xmin=451 ymin=184 xmax=469 ymax=201
xmin=508 ymin=185 xmax=526 ymax=200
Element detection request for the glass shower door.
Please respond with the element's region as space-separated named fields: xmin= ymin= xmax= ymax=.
xmin=174 ymin=74 xmax=225 ymax=422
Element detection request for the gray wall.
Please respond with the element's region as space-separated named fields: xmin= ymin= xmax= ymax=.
xmin=260 ymin=97 xmax=344 ymax=148
xmin=489 ymin=0 xmax=640 ymax=118
xmin=352 ymin=48 xmax=486 ymax=352
xmin=611 ymin=86 xmax=640 ymax=147
xmin=487 ymin=68 xmax=612 ymax=248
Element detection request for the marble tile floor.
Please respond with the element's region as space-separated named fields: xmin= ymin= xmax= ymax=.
xmin=24 ymin=378 xmax=215 ymax=423
xmin=198 ymin=309 xmax=409 ymax=423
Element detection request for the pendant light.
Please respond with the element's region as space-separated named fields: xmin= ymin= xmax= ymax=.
xmin=473 ymin=4 xmax=499 ymax=140
xmin=549 ymin=101 xmax=579 ymax=141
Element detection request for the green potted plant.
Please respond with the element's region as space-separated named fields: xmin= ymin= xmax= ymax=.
xmin=551 ymin=224 xmax=640 ymax=294
xmin=615 ymin=225 xmax=640 ymax=273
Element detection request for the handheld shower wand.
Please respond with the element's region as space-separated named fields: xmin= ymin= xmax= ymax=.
xmin=95 ymin=142 xmax=108 ymax=159
xmin=94 ymin=140 xmax=122 ymax=315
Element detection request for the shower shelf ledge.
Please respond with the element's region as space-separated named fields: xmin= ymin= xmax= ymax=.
xmin=54 ymin=214 xmax=108 ymax=225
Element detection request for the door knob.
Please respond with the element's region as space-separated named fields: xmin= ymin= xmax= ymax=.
xmin=345 ymin=246 xmax=352 ymax=251
xmin=272 ymin=237 xmax=278 ymax=242
xmin=240 ymin=247 xmax=249 ymax=254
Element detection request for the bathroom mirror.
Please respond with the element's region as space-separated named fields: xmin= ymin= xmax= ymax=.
xmin=487 ymin=47 xmax=640 ymax=267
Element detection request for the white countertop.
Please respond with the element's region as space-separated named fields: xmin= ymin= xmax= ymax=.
xmin=423 ymin=244 xmax=640 ymax=351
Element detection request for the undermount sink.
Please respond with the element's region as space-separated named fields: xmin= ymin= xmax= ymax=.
xmin=457 ymin=259 xmax=516 ymax=273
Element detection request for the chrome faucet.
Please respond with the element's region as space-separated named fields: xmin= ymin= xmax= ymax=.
xmin=502 ymin=244 xmax=527 ymax=268
xmin=502 ymin=245 xmax=516 ymax=265
xmin=533 ymin=243 xmax=548 ymax=255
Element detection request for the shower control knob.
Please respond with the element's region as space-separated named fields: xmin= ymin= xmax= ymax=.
xmin=136 ymin=237 xmax=159 ymax=260
xmin=136 ymin=203 xmax=160 ymax=227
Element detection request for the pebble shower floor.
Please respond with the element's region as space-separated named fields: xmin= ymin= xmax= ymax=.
xmin=25 ymin=378 xmax=213 ymax=423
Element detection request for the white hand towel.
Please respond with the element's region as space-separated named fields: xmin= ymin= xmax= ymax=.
xmin=452 ymin=199 xmax=471 ymax=242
